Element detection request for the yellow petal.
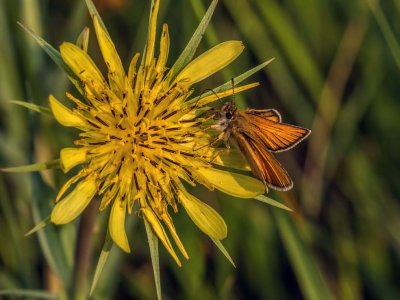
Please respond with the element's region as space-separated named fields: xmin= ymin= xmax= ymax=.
xmin=49 ymin=95 xmax=86 ymax=127
xmin=76 ymin=27 xmax=90 ymax=52
xmin=176 ymin=41 xmax=244 ymax=85
xmin=93 ymin=16 xmax=125 ymax=93
xmin=60 ymin=42 xmax=105 ymax=85
xmin=60 ymin=147 xmax=87 ymax=173
xmin=141 ymin=207 xmax=181 ymax=266
xmin=156 ymin=24 xmax=170 ymax=74
xmin=161 ymin=213 xmax=189 ymax=259
xmin=211 ymin=149 xmax=251 ymax=171
xmin=179 ymin=189 xmax=227 ymax=240
xmin=51 ymin=177 xmax=97 ymax=224
xmin=198 ymin=167 xmax=265 ymax=198
xmin=109 ymin=199 xmax=130 ymax=253
xmin=127 ymin=53 xmax=140 ymax=86
xmin=56 ymin=172 xmax=83 ymax=202
xmin=144 ymin=0 xmax=160 ymax=68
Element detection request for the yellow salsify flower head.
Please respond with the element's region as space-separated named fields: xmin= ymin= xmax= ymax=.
xmin=48 ymin=0 xmax=265 ymax=265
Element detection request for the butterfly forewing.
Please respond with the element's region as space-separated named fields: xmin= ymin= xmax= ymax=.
xmin=245 ymin=109 xmax=282 ymax=122
xmin=243 ymin=111 xmax=310 ymax=153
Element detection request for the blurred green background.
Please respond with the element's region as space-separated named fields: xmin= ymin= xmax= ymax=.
xmin=1 ymin=0 xmax=400 ymax=299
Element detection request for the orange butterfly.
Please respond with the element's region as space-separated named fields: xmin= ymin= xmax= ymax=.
xmin=212 ymin=102 xmax=310 ymax=191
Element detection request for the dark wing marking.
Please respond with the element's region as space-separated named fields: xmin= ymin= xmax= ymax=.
xmin=246 ymin=109 xmax=282 ymax=122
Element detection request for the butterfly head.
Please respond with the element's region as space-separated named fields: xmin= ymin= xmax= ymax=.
xmin=211 ymin=102 xmax=238 ymax=133
xmin=220 ymin=102 xmax=237 ymax=121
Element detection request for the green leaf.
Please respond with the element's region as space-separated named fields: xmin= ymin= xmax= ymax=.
xmin=144 ymin=218 xmax=162 ymax=300
xmin=1 ymin=159 xmax=60 ymax=173
xmin=0 ymin=289 xmax=57 ymax=299
xmin=254 ymin=194 xmax=293 ymax=212
xmin=89 ymin=231 xmax=114 ymax=298
xmin=210 ymin=237 xmax=236 ymax=268
xmin=187 ymin=58 xmax=274 ymax=104
xmin=10 ymin=100 xmax=52 ymax=116
xmin=273 ymin=210 xmax=334 ymax=300
xmin=84 ymin=0 xmax=108 ymax=35
xmin=170 ymin=0 xmax=219 ymax=79
xmin=25 ymin=216 xmax=51 ymax=236
xmin=30 ymin=173 xmax=71 ymax=286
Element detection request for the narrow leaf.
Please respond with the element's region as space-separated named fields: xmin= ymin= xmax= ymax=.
xmin=1 ymin=159 xmax=60 ymax=173
xmin=170 ymin=0 xmax=219 ymax=79
xmin=367 ymin=0 xmax=400 ymax=69
xmin=210 ymin=237 xmax=236 ymax=268
xmin=144 ymin=219 xmax=162 ymax=300
xmin=89 ymin=232 xmax=114 ymax=298
xmin=25 ymin=216 xmax=51 ymax=236
xmin=273 ymin=210 xmax=334 ymax=300
xmin=187 ymin=58 xmax=274 ymax=104
xmin=10 ymin=100 xmax=52 ymax=116
xmin=254 ymin=194 xmax=293 ymax=212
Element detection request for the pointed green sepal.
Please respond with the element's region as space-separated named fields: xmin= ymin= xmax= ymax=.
xmin=254 ymin=194 xmax=293 ymax=212
xmin=25 ymin=216 xmax=51 ymax=236
xmin=211 ymin=237 xmax=236 ymax=268
xmin=10 ymin=100 xmax=52 ymax=117
xmin=17 ymin=22 xmax=83 ymax=94
xmin=89 ymin=231 xmax=114 ymax=298
xmin=85 ymin=0 xmax=109 ymax=35
xmin=144 ymin=218 xmax=162 ymax=300
xmin=1 ymin=159 xmax=60 ymax=173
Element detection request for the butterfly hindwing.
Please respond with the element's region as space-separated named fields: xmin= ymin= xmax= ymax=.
xmin=233 ymin=130 xmax=293 ymax=191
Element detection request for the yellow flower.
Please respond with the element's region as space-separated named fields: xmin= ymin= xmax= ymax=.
xmin=22 ymin=0 xmax=269 ymax=266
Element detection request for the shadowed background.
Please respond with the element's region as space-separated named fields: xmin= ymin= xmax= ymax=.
xmin=1 ymin=0 xmax=399 ymax=299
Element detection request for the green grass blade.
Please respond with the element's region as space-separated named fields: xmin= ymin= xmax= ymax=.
xmin=170 ymin=0 xmax=219 ymax=79
xmin=255 ymin=0 xmax=323 ymax=101
xmin=144 ymin=218 xmax=162 ymax=300
xmin=1 ymin=159 xmax=60 ymax=172
xmin=254 ymin=195 xmax=293 ymax=212
xmin=273 ymin=210 xmax=334 ymax=300
xmin=367 ymin=0 xmax=400 ymax=69
xmin=30 ymin=173 xmax=71 ymax=286
xmin=223 ymin=0 xmax=313 ymax=123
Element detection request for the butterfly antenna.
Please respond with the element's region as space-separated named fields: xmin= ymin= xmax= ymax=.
xmin=191 ymin=88 xmax=223 ymax=116
xmin=231 ymin=78 xmax=236 ymax=104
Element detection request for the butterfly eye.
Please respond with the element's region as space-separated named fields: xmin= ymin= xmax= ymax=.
xmin=225 ymin=112 xmax=232 ymax=119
